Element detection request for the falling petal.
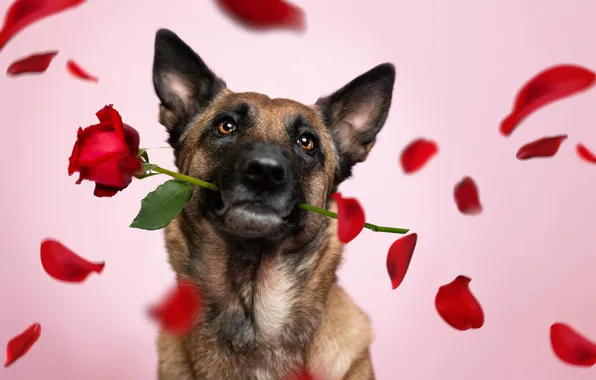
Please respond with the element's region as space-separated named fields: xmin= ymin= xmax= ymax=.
xmin=6 ymin=50 xmax=57 ymax=76
xmin=149 ymin=279 xmax=203 ymax=336
xmin=214 ymin=0 xmax=305 ymax=31
xmin=400 ymin=139 xmax=438 ymax=174
xmin=550 ymin=323 xmax=596 ymax=367
xmin=435 ymin=275 xmax=484 ymax=331
xmin=516 ymin=135 xmax=567 ymax=160
xmin=0 ymin=0 xmax=85 ymax=52
xmin=40 ymin=238 xmax=104 ymax=283
xmin=576 ymin=143 xmax=596 ymax=164
xmin=453 ymin=176 xmax=482 ymax=215
xmin=331 ymin=193 xmax=366 ymax=244
xmin=66 ymin=59 xmax=98 ymax=82
xmin=287 ymin=369 xmax=315 ymax=380
xmin=4 ymin=323 xmax=41 ymax=368
xmin=500 ymin=65 xmax=596 ymax=136
xmin=386 ymin=233 xmax=417 ymax=290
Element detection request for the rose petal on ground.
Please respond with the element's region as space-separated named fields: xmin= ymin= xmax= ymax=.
xmin=6 ymin=50 xmax=57 ymax=76
xmin=0 ymin=0 xmax=85 ymax=52
xmin=4 ymin=323 xmax=41 ymax=368
xmin=149 ymin=279 xmax=203 ymax=336
xmin=386 ymin=233 xmax=417 ymax=290
xmin=500 ymin=65 xmax=596 ymax=136
xmin=214 ymin=0 xmax=305 ymax=31
xmin=331 ymin=192 xmax=366 ymax=243
xmin=435 ymin=275 xmax=484 ymax=331
xmin=66 ymin=59 xmax=98 ymax=82
xmin=576 ymin=143 xmax=596 ymax=164
xmin=400 ymin=139 xmax=438 ymax=174
xmin=516 ymin=135 xmax=567 ymax=160
xmin=453 ymin=176 xmax=482 ymax=215
xmin=40 ymin=238 xmax=104 ymax=283
xmin=550 ymin=323 xmax=596 ymax=367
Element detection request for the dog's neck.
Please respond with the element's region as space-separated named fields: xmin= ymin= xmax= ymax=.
xmin=165 ymin=206 xmax=343 ymax=354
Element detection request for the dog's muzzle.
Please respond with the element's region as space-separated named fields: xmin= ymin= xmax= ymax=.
xmin=214 ymin=142 xmax=297 ymax=238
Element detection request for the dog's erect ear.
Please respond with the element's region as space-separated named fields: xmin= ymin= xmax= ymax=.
xmin=316 ymin=63 xmax=395 ymax=183
xmin=153 ymin=29 xmax=226 ymax=143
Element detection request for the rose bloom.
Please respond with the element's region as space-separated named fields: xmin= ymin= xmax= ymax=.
xmin=68 ymin=105 xmax=143 ymax=197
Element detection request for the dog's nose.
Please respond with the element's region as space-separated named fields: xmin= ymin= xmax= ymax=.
xmin=243 ymin=155 xmax=288 ymax=190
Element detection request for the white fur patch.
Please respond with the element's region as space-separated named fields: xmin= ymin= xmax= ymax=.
xmin=254 ymin=367 xmax=273 ymax=380
xmin=164 ymin=72 xmax=192 ymax=107
xmin=253 ymin=260 xmax=295 ymax=340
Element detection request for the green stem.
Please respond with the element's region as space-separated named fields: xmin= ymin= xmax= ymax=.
xmin=144 ymin=146 xmax=172 ymax=150
xmin=151 ymin=166 xmax=409 ymax=235
xmin=153 ymin=167 xmax=218 ymax=192
xmin=297 ymin=203 xmax=409 ymax=234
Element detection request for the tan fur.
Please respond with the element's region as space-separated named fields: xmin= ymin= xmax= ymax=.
xmin=157 ymin=91 xmax=375 ymax=380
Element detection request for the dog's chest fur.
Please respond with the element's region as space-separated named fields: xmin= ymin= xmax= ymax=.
xmin=158 ymin=214 xmax=346 ymax=380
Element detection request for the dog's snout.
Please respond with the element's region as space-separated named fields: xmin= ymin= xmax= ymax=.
xmin=245 ymin=157 xmax=286 ymax=184
xmin=243 ymin=155 xmax=288 ymax=190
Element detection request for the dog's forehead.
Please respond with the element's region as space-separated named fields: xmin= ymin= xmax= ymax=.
xmin=194 ymin=91 xmax=329 ymax=136
xmin=180 ymin=90 xmax=340 ymax=175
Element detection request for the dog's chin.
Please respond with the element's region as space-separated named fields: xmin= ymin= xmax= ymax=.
xmin=220 ymin=203 xmax=287 ymax=239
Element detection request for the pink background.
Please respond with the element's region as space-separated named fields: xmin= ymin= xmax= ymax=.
xmin=1 ymin=0 xmax=596 ymax=379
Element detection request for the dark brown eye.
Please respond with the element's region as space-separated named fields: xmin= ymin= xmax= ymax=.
xmin=216 ymin=120 xmax=236 ymax=135
xmin=297 ymin=134 xmax=315 ymax=151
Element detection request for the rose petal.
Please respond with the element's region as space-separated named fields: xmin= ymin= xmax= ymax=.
xmin=214 ymin=0 xmax=305 ymax=31
xmin=66 ymin=59 xmax=98 ymax=82
xmin=96 ymin=104 xmax=125 ymax=144
xmin=40 ymin=238 xmax=104 ymax=283
xmin=435 ymin=275 xmax=484 ymax=331
xmin=453 ymin=176 xmax=482 ymax=215
xmin=286 ymin=369 xmax=315 ymax=380
xmin=123 ymin=124 xmax=140 ymax=154
xmin=93 ymin=184 xmax=120 ymax=197
xmin=516 ymin=135 xmax=567 ymax=160
xmin=331 ymin=192 xmax=366 ymax=244
xmin=550 ymin=323 xmax=596 ymax=367
xmin=75 ymin=128 xmax=128 ymax=165
xmin=4 ymin=323 xmax=41 ymax=368
xmin=6 ymin=50 xmax=58 ymax=76
xmin=386 ymin=233 xmax=417 ymax=290
xmin=80 ymin=153 xmax=138 ymax=189
xmin=576 ymin=143 xmax=596 ymax=164
xmin=0 ymin=0 xmax=85 ymax=52
xmin=149 ymin=279 xmax=203 ymax=336
xmin=400 ymin=139 xmax=438 ymax=174
xmin=67 ymin=126 xmax=83 ymax=175
xmin=500 ymin=65 xmax=596 ymax=136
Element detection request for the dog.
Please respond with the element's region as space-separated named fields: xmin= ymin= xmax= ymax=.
xmin=152 ymin=28 xmax=395 ymax=380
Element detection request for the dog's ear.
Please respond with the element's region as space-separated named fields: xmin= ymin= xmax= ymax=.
xmin=316 ymin=63 xmax=395 ymax=183
xmin=153 ymin=29 xmax=226 ymax=146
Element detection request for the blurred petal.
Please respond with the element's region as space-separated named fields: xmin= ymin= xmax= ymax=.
xmin=331 ymin=193 xmax=366 ymax=243
xmin=40 ymin=238 xmax=104 ymax=283
xmin=500 ymin=65 xmax=595 ymax=136
xmin=6 ymin=50 xmax=58 ymax=76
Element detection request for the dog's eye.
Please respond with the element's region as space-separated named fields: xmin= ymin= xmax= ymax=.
xmin=216 ymin=120 xmax=237 ymax=135
xmin=297 ymin=134 xmax=315 ymax=151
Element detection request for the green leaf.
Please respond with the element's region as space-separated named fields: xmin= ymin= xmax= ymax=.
xmin=138 ymin=148 xmax=149 ymax=163
xmin=130 ymin=180 xmax=193 ymax=230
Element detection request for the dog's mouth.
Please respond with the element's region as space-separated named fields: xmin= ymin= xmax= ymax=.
xmin=210 ymin=190 xmax=295 ymax=238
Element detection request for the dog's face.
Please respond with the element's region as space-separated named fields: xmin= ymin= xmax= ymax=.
xmin=152 ymin=29 xmax=395 ymax=241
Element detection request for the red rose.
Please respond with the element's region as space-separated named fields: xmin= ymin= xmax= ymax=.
xmin=68 ymin=105 xmax=143 ymax=197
